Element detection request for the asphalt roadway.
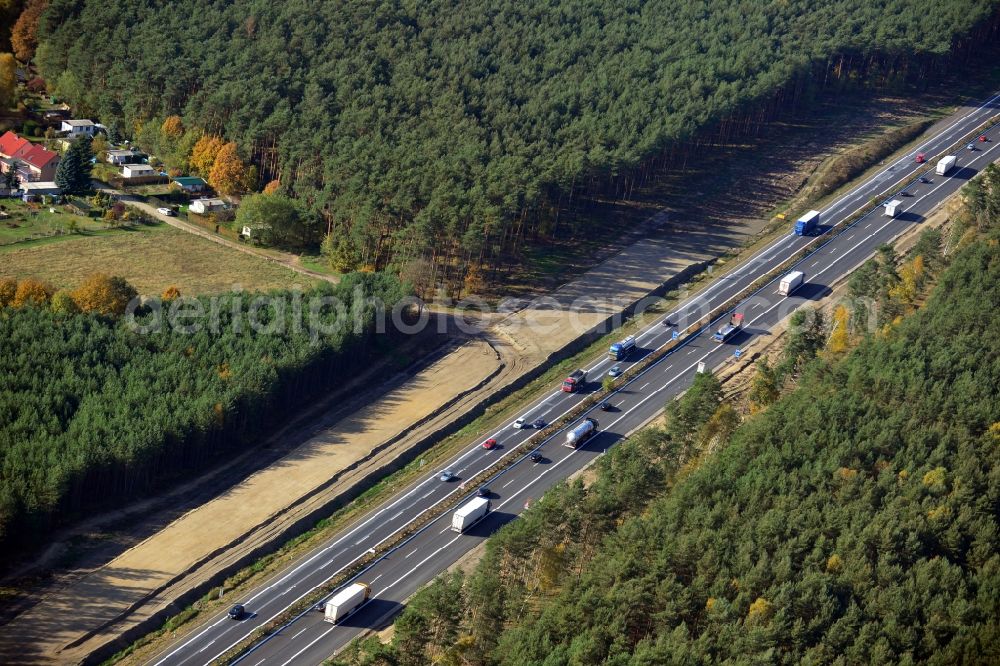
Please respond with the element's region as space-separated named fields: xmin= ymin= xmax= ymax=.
xmin=147 ymin=91 xmax=1000 ymax=666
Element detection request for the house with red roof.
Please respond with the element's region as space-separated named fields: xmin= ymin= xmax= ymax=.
xmin=0 ymin=131 xmax=60 ymax=183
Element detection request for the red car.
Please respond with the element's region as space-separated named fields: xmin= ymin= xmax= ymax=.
xmin=979 ymin=135 xmax=988 ymax=142
xmin=482 ymin=438 xmax=497 ymax=450
xmin=915 ymin=153 xmax=926 ymax=163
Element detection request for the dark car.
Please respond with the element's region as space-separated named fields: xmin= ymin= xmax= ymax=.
xmin=529 ymin=452 xmax=543 ymax=463
xmin=532 ymin=418 xmax=546 ymax=429
xmin=228 ymin=604 xmax=246 ymax=620
xmin=477 ymin=486 xmax=491 ymax=498
xmin=918 ymin=176 xmax=930 ymax=184
xmin=599 ymin=401 xmax=612 ymax=411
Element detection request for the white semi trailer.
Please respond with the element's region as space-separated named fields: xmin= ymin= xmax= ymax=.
xmin=324 ymin=582 xmax=370 ymax=624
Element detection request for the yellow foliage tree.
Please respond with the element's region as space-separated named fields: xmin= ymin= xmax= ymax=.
xmin=827 ymin=304 xmax=849 ymax=354
xmin=190 ymin=135 xmax=224 ymax=176
xmin=463 ymin=264 xmax=485 ymax=295
xmin=50 ymin=290 xmax=79 ymax=314
xmin=921 ymin=466 xmax=947 ymax=494
xmin=13 ymin=278 xmax=54 ymax=307
xmin=161 ymin=115 xmax=185 ymax=139
xmin=0 ymin=277 xmax=16 ymax=306
xmin=0 ymin=52 xmax=16 ymax=111
xmin=71 ymin=273 xmax=138 ymax=316
xmin=745 ymin=597 xmax=774 ymax=626
xmin=826 ymin=553 xmax=842 ymax=573
xmin=889 ymin=255 xmax=925 ymax=306
xmin=161 ymin=285 xmax=181 ymax=301
xmin=209 ymin=142 xmax=249 ymax=195
xmin=262 ymin=179 xmax=280 ymax=195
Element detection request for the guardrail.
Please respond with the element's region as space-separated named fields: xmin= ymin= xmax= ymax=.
xmin=216 ymin=112 xmax=1000 ymax=665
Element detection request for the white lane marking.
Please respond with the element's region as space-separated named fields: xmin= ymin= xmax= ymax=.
xmin=405 ymin=549 xmax=416 ymax=559
xmin=845 ymin=234 xmax=854 ymax=241
xmin=502 ymin=477 xmax=517 ymax=488
xmin=291 ymin=626 xmax=310 ymax=640
xmin=640 ymin=382 xmax=650 ymax=390
xmin=390 ymin=511 xmax=404 ymax=521
xmin=168 ymin=100 xmax=1000 ymax=666
xmin=752 ymin=302 xmax=762 ymax=309
xmin=252 ymin=659 xmax=266 ymax=666
xmin=198 ymin=639 xmax=217 ymax=653
xmin=371 ymin=574 xmax=383 ymax=583
xmin=277 ymin=625 xmax=336 ymax=666
xmin=379 ymin=544 xmax=455 ymax=594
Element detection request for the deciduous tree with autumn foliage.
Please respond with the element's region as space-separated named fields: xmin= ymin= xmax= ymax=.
xmin=70 ymin=273 xmax=138 ymax=316
xmin=189 ymin=134 xmax=224 ymax=176
xmin=208 ymin=141 xmax=249 ymax=195
xmin=11 ymin=0 xmax=46 ymax=62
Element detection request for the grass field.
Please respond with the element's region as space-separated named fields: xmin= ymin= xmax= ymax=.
xmin=0 ymin=223 xmax=319 ymax=296
xmin=0 ymin=199 xmax=102 ymax=245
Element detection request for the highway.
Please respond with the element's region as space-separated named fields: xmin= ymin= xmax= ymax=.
xmin=147 ymin=91 xmax=1000 ymax=666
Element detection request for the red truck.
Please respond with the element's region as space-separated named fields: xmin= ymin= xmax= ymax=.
xmin=562 ymin=369 xmax=586 ymax=393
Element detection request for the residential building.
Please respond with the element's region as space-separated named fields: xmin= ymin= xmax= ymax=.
xmin=106 ymin=149 xmax=143 ymax=165
xmin=189 ymin=197 xmax=227 ymax=214
xmin=172 ymin=176 xmax=208 ymax=193
xmin=0 ymin=131 xmax=59 ymax=182
xmin=61 ymin=119 xmax=97 ymax=137
xmin=122 ymin=163 xmax=156 ymax=178
xmin=21 ymin=181 xmax=61 ymax=201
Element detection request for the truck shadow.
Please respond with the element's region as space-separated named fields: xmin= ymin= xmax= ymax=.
xmin=892 ymin=210 xmax=923 ymax=224
xmin=796 ymin=282 xmax=833 ymax=301
xmin=948 ymin=165 xmax=978 ymax=181
xmin=338 ymin=598 xmax=403 ymax=629
xmin=464 ymin=511 xmax=519 ymax=536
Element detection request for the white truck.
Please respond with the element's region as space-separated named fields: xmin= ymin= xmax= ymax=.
xmin=324 ymin=582 xmax=370 ymax=623
xmin=564 ymin=417 xmax=598 ymax=448
xmin=778 ymin=271 xmax=804 ymax=296
xmin=451 ymin=496 xmax=490 ymax=532
xmin=936 ymin=155 xmax=956 ymax=176
xmin=883 ymin=199 xmax=903 ymax=218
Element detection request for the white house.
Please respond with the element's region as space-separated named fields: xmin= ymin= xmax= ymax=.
xmin=189 ymin=197 xmax=227 ymax=214
xmin=61 ymin=119 xmax=97 ymax=137
xmin=122 ymin=164 xmax=156 ymax=178
xmin=21 ymin=181 xmax=61 ymax=201
xmin=106 ymin=149 xmax=143 ymax=165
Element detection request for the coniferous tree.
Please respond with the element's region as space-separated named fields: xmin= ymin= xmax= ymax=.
xmin=55 ymin=135 xmax=93 ymax=194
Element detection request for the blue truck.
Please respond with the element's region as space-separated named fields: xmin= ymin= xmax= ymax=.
xmin=712 ymin=313 xmax=744 ymax=343
xmin=608 ymin=335 xmax=636 ymax=361
xmin=794 ymin=210 xmax=820 ymax=236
